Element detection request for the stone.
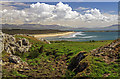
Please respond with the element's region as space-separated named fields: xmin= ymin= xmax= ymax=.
xmin=9 ymin=55 xmax=23 ymax=64
xmin=10 ymin=47 xmax=16 ymax=54
xmin=17 ymin=40 xmax=22 ymax=47
xmin=22 ymin=38 xmax=29 ymax=46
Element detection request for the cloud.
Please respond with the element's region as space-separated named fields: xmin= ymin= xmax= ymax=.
xmin=83 ymin=8 xmax=108 ymax=22
xmin=1 ymin=2 xmax=118 ymax=28
xmin=108 ymin=11 xmax=116 ymax=14
xmin=1 ymin=2 xmax=79 ymax=22
xmin=53 ymin=2 xmax=79 ymax=20
xmin=1 ymin=0 xmax=120 ymax=2
xmin=80 ymin=8 xmax=118 ymax=22
xmin=75 ymin=7 xmax=89 ymax=10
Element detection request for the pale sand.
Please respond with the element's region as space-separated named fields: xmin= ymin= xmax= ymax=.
xmin=33 ymin=32 xmax=75 ymax=38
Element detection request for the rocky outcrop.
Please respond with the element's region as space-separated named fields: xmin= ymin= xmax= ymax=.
xmin=3 ymin=34 xmax=31 ymax=54
xmin=68 ymin=39 xmax=120 ymax=74
xmin=2 ymin=34 xmax=29 ymax=70
xmin=68 ymin=51 xmax=88 ymax=74
xmin=90 ymin=39 xmax=120 ymax=63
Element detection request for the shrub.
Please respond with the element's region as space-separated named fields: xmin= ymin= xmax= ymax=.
xmin=38 ymin=45 xmax=44 ymax=53
xmin=27 ymin=49 xmax=40 ymax=59
xmin=89 ymin=40 xmax=95 ymax=42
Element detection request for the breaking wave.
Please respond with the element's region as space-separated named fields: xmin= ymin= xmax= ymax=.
xmin=60 ymin=32 xmax=86 ymax=38
xmin=80 ymin=36 xmax=97 ymax=38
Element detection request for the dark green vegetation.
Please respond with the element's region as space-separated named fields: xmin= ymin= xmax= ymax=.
xmin=2 ymin=29 xmax=69 ymax=35
xmin=2 ymin=35 xmax=120 ymax=77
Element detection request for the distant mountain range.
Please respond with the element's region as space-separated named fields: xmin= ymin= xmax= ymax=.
xmin=1 ymin=24 xmax=68 ymax=30
xmin=102 ymin=24 xmax=118 ymax=30
xmin=1 ymin=24 xmax=119 ymax=31
xmin=72 ymin=24 xmax=118 ymax=31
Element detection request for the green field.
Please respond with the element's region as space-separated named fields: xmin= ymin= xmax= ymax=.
xmin=3 ymin=35 xmax=120 ymax=77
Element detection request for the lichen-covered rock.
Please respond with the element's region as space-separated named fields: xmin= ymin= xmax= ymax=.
xmin=3 ymin=34 xmax=31 ymax=54
xmin=22 ymin=38 xmax=29 ymax=46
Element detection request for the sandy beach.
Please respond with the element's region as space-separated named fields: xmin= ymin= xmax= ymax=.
xmin=33 ymin=32 xmax=75 ymax=38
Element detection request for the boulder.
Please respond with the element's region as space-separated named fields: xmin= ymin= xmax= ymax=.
xmin=68 ymin=51 xmax=88 ymax=71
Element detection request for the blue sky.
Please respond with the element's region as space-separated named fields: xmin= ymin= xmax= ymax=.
xmin=64 ymin=2 xmax=118 ymax=14
xmin=11 ymin=2 xmax=118 ymax=14
xmin=1 ymin=0 xmax=120 ymax=2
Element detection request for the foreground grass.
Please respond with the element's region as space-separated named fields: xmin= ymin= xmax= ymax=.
xmin=3 ymin=35 xmax=115 ymax=77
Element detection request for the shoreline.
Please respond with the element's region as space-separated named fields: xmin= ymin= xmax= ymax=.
xmin=33 ymin=32 xmax=75 ymax=38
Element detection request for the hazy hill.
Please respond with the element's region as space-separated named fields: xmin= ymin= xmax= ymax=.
xmin=1 ymin=24 xmax=119 ymax=31
xmin=1 ymin=24 xmax=69 ymax=30
xmin=72 ymin=24 xmax=118 ymax=31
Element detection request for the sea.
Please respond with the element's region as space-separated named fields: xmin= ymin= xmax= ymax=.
xmin=43 ymin=31 xmax=119 ymax=42
xmin=0 ymin=30 xmax=119 ymax=42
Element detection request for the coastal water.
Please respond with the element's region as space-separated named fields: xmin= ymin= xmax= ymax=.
xmin=44 ymin=31 xmax=118 ymax=41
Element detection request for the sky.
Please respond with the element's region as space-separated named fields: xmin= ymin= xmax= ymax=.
xmin=0 ymin=1 xmax=118 ymax=28
xmin=1 ymin=0 xmax=120 ymax=2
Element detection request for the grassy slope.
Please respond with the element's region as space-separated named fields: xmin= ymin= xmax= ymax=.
xmin=3 ymin=35 xmax=118 ymax=77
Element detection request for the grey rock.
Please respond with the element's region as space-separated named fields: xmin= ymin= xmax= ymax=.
xmin=9 ymin=55 xmax=23 ymax=64
xmin=3 ymin=34 xmax=31 ymax=54
xmin=22 ymin=38 xmax=29 ymax=46
xmin=17 ymin=40 xmax=22 ymax=47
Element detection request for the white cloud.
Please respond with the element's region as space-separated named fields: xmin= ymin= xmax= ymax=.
xmin=108 ymin=11 xmax=116 ymax=14
xmin=75 ymin=7 xmax=89 ymax=10
xmin=1 ymin=0 xmax=120 ymax=2
xmin=1 ymin=2 xmax=118 ymax=28
xmin=81 ymin=8 xmax=117 ymax=22
xmin=53 ymin=2 xmax=79 ymax=20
